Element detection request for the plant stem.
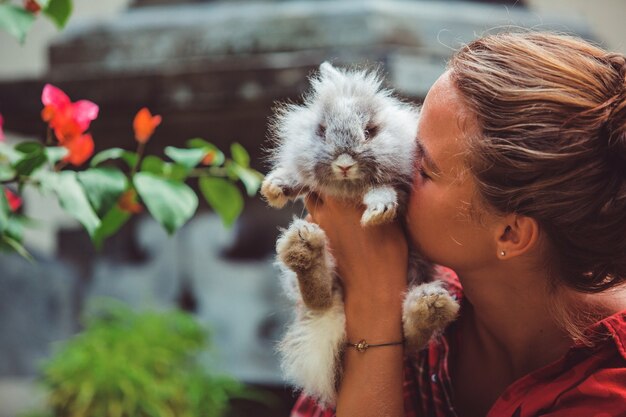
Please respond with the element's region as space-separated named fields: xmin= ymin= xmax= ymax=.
xmin=54 ymin=161 xmax=68 ymax=172
xmin=1 ymin=176 xmax=40 ymax=186
xmin=131 ymin=142 xmax=146 ymax=178
xmin=46 ymin=127 xmax=53 ymax=146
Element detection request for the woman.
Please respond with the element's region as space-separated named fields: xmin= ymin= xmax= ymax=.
xmin=291 ymin=32 xmax=626 ymax=417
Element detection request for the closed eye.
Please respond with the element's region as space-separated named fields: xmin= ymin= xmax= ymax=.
xmin=316 ymin=123 xmax=326 ymax=139
xmin=364 ymin=124 xmax=379 ymax=140
xmin=416 ymin=158 xmax=431 ymax=181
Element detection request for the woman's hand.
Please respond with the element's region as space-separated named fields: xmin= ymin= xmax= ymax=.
xmin=304 ymin=193 xmax=409 ymax=303
xmin=304 ymin=193 xmax=409 ymax=417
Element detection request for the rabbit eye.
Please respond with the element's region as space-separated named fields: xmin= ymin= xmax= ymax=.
xmin=316 ymin=123 xmax=327 ymax=139
xmin=364 ymin=124 xmax=379 ymax=140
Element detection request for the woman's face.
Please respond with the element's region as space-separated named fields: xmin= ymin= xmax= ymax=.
xmin=406 ymin=71 xmax=499 ymax=273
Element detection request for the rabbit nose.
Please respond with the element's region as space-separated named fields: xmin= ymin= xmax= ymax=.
xmin=334 ymin=154 xmax=357 ymax=175
xmin=337 ymin=163 xmax=354 ymax=172
xmin=335 ymin=153 xmax=355 ymax=167
xmin=333 ymin=154 xmax=359 ymax=179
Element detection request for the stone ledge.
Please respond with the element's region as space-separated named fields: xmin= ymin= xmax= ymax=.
xmin=0 ymin=378 xmax=45 ymax=417
xmin=49 ymin=1 xmax=591 ymax=75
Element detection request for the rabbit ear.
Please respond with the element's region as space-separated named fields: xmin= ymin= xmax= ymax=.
xmin=319 ymin=62 xmax=342 ymax=80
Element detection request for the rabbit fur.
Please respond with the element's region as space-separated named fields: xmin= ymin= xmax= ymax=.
xmin=262 ymin=62 xmax=460 ymax=406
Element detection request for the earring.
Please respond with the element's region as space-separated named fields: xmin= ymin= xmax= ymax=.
xmin=500 ymin=250 xmax=506 ymax=256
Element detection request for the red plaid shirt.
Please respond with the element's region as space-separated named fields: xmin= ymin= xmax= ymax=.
xmin=290 ymin=269 xmax=626 ymax=417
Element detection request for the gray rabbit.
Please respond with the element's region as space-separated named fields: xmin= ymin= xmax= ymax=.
xmin=262 ymin=62 xmax=459 ymax=406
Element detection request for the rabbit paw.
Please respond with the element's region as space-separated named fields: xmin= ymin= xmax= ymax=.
xmin=277 ymin=219 xmax=327 ymax=272
xmin=361 ymin=201 xmax=398 ymax=226
xmin=403 ymin=282 xmax=459 ymax=351
xmin=361 ymin=186 xmax=398 ymax=226
xmin=261 ymin=176 xmax=291 ymax=208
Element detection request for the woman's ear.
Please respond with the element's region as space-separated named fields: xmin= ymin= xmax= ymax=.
xmin=496 ymin=214 xmax=540 ymax=259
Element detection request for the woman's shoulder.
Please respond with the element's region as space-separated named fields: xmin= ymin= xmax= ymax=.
xmin=546 ymin=310 xmax=626 ymax=413
xmin=487 ymin=309 xmax=626 ymax=417
xmin=430 ymin=267 xmax=626 ymax=417
xmin=594 ymin=308 xmax=626 ymax=357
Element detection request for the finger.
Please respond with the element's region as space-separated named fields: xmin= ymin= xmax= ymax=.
xmin=304 ymin=192 xmax=323 ymax=215
xmin=323 ymin=195 xmax=363 ymax=214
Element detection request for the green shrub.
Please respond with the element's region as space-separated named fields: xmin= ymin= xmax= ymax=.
xmin=35 ymin=300 xmax=244 ymax=417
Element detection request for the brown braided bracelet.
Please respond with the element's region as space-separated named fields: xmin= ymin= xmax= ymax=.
xmin=346 ymin=339 xmax=405 ymax=353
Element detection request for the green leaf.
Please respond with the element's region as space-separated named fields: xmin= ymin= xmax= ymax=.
xmin=230 ymin=143 xmax=250 ymax=167
xmin=77 ymin=168 xmax=127 ymax=217
xmin=13 ymin=142 xmax=48 ymax=177
xmin=0 ymin=163 xmax=15 ymax=182
xmin=164 ymin=147 xmax=207 ymax=169
xmin=140 ymin=155 xmax=164 ymax=175
xmin=141 ymin=156 xmax=188 ymax=181
xmin=45 ymin=146 xmax=69 ymax=165
xmin=229 ymin=163 xmax=263 ymax=197
xmin=13 ymin=152 xmax=47 ymax=177
xmin=43 ymin=0 xmax=72 ymax=29
xmin=15 ymin=141 xmax=44 ymax=155
xmin=186 ymin=138 xmax=225 ymax=166
xmin=4 ymin=215 xmax=25 ymax=244
xmin=1 ymin=234 xmax=33 ymax=262
xmin=162 ymin=163 xmax=188 ymax=181
xmin=0 ymin=142 xmax=27 ymax=165
xmin=0 ymin=188 xmax=10 ymax=232
xmin=0 ymin=215 xmax=28 ymax=258
xmin=46 ymin=171 xmax=101 ymax=237
xmin=92 ymin=206 xmax=131 ymax=249
xmin=91 ymin=148 xmax=138 ymax=169
xmin=199 ymin=177 xmax=243 ymax=227
xmin=0 ymin=4 xmax=35 ymax=43
xmin=134 ymin=173 xmax=198 ymax=234
xmin=186 ymin=138 xmax=211 ymax=149
xmin=32 ymin=170 xmax=55 ymax=194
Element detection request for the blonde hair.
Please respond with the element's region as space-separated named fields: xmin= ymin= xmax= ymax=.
xmin=449 ymin=32 xmax=626 ymax=297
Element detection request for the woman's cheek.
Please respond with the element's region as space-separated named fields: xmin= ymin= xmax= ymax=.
xmin=406 ymin=186 xmax=457 ymax=266
xmin=406 ymin=189 xmax=436 ymax=250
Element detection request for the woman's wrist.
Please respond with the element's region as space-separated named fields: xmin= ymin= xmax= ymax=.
xmin=340 ymin=262 xmax=407 ymax=296
xmin=344 ymin=286 xmax=405 ymax=342
xmin=338 ymin=289 xmax=406 ymax=417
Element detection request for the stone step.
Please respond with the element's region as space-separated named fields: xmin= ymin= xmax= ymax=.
xmin=0 ymin=378 xmax=45 ymax=417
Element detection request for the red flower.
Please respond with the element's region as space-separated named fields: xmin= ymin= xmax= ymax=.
xmin=4 ymin=189 xmax=22 ymax=212
xmin=118 ymin=189 xmax=142 ymax=214
xmin=133 ymin=108 xmax=161 ymax=144
xmin=0 ymin=113 xmax=4 ymax=142
xmin=41 ymin=84 xmax=99 ymax=166
xmin=63 ymin=134 xmax=94 ymax=166
xmin=201 ymin=150 xmax=215 ymax=165
xmin=41 ymin=84 xmax=99 ymax=144
xmin=24 ymin=0 xmax=41 ymax=13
